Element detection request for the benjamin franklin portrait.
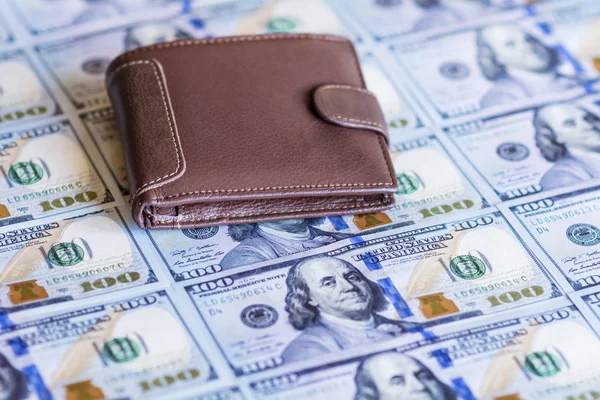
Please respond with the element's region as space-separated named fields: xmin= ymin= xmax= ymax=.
xmin=220 ymin=219 xmax=350 ymax=270
xmin=281 ymin=256 xmax=417 ymax=363
xmin=534 ymin=104 xmax=600 ymax=191
xmin=477 ymin=24 xmax=577 ymax=108
xmin=354 ymin=352 xmax=456 ymax=400
xmin=0 ymin=352 xmax=29 ymax=400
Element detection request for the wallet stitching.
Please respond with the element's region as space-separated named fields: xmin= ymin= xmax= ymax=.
xmin=112 ymin=59 xmax=184 ymax=200
xmin=161 ymin=182 xmax=394 ymax=199
xmin=107 ymin=34 xmax=349 ymax=73
xmin=334 ymin=116 xmax=385 ymax=130
xmin=315 ymin=85 xmax=386 ymax=130
xmin=320 ymin=85 xmax=377 ymax=97
xmin=146 ymin=198 xmax=391 ymax=225
xmin=378 ymin=135 xmax=395 ymax=184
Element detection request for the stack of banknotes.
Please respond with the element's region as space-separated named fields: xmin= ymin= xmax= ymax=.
xmin=1 ymin=0 xmax=600 ymax=399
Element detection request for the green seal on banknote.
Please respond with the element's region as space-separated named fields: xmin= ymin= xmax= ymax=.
xmin=48 ymin=242 xmax=85 ymax=267
xmin=102 ymin=337 xmax=141 ymax=363
xmin=7 ymin=161 xmax=44 ymax=185
xmin=524 ymin=351 xmax=561 ymax=377
xmin=566 ymin=224 xmax=600 ymax=247
xmin=449 ymin=255 xmax=486 ymax=280
xmin=267 ymin=17 xmax=296 ymax=32
xmin=395 ymin=173 xmax=419 ymax=195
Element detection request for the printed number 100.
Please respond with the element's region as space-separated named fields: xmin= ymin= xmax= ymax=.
xmin=40 ymin=191 xmax=98 ymax=212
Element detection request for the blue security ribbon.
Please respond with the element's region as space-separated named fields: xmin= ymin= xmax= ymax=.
xmin=327 ymin=216 xmax=349 ymax=231
xmin=23 ymin=365 xmax=53 ymax=400
xmin=451 ymin=378 xmax=476 ymax=400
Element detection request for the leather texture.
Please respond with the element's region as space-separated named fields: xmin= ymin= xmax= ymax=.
xmin=313 ymin=84 xmax=388 ymax=143
xmin=106 ymin=33 xmax=397 ymax=229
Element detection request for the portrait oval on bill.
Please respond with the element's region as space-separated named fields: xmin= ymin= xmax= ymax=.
xmin=280 ymin=256 xmax=418 ymax=363
xmin=533 ymin=103 xmax=600 ymax=191
xmin=477 ymin=24 xmax=579 ymax=108
xmin=354 ymin=351 xmax=457 ymax=400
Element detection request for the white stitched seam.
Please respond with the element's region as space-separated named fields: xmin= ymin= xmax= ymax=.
xmin=315 ymin=86 xmax=387 ymax=131
xmin=111 ymin=60 xmax=181 ymax=197
xmin=320 ymin=84 xmax=377 ymax=97
xmin=334 ymin=115 xmax=385 ymax=130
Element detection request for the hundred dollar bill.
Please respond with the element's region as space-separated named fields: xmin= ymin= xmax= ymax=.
xmin=149 ymin=151 xmax=484 ymax=283
xmin=532 ymin=0 xmax=600 ymax=80
xmin=444 ymin=96 xmax=600 ymax=202
xmin=249 ymin=300 xmax=600 ymax=400
xmin=36 ymin=0 xmax=351 ymax=110
xmin=571 ymin=285 xmax=600 ymax=337
xmin=0 ymin=207 xmax=162 ymax=313
xmin=180 ymin=209 xmax=560 ymax=376
xmin=390 ymin=16 xmax=587 ymax=121
xmin=334 ymin=133 xmax=489 ymax=230
xmin=80 ymin=108 xmax=128 ymax=195
xmin=505 ymin=184 xmax=600 ymax=292
xmin=0 ymin=50 xmax=58 ymax=127
xmin=0 ymin=289 xmax=216 ymax=399
xmin=343 ymin=0 xmax=542 ymax=41
xmin=0 ymin=120 xmax=114 ymax=227
xmin=145 ymin=133 xmax=490 ymax=281
xmin=147 ymin=217 xmax=358 ymax=282
xmin=10 ymin=0 xmax=183 ymax=34
xmin=191 ymin=0 xmax=349 ymax=38
xmin=360 ymin=52 xmax=428 ymax=131
xmin=36 ymin=18 xmax=196 ymax=110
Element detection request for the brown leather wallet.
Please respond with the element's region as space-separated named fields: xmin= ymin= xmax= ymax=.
xmin=106 ymin=33 xmax=397 ymax=229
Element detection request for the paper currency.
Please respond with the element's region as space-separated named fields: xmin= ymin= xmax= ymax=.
xmin=533 ymin=0 xmax=600 ymax=79
xmin=390 ymin=15 xmax=588 ymax=120
xmin=36 ymin=0 xmax=346 ymax=111
xmin=191 ymin=0 xmax=348 ymax=37
xmin=0 ymin=120 xmax=113 ymax=227
xmin=0 ymin=50 xmax=58 ymax=128
xmin=335 ymin=133 xmax=489 ymax=228
xmin=168 ymin=386 xmax=246 ymax=400
xmin=571 ymin=286 xmax=600 ymax=337
xmin=1 ymin=1 xmax=599 ymax=399
xmin=249 ymin=300 xmax=600 ymax=400
xmin=0 ymin=289 xmax=215 ymax=399
xmin=506 ymin=184 xmax=600 ymax=292
xmin=10 ymin=0 xmax=181 ymax=33
xmin=180 ymin=209 xmax=559 ymax=376
xmin=360 ymin=52 xmax=428 ymax=131
xmin=147 ymin=218 xmax=354 ymax=282
xmin=0 ymin=207 xmax=162 ymax=313
xmin=36 ymin=18 xmax=195 ymax=110
xmin=80 ymin=108 xmax=128 ymax=195
xmin=146 ymin=172 xmax=481 ymax=283
xmin=344 ymin=0 xmax=530 ymax=40
xmin=444 ymin=95 xmax=600 ymax=201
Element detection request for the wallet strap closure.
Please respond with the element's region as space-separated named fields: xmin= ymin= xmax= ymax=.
xmin=313 ymin=84 xmax=388 ymax=145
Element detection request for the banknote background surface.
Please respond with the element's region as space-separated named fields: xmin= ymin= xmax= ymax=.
xmin=1 ymin=0 xmax=600 ymax=399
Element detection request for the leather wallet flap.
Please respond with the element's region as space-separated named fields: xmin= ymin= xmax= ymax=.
xmin=106 ymin=34 xmax=398 ymax=229
xmin=313 ymin=84 xmax=388 ymax=145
